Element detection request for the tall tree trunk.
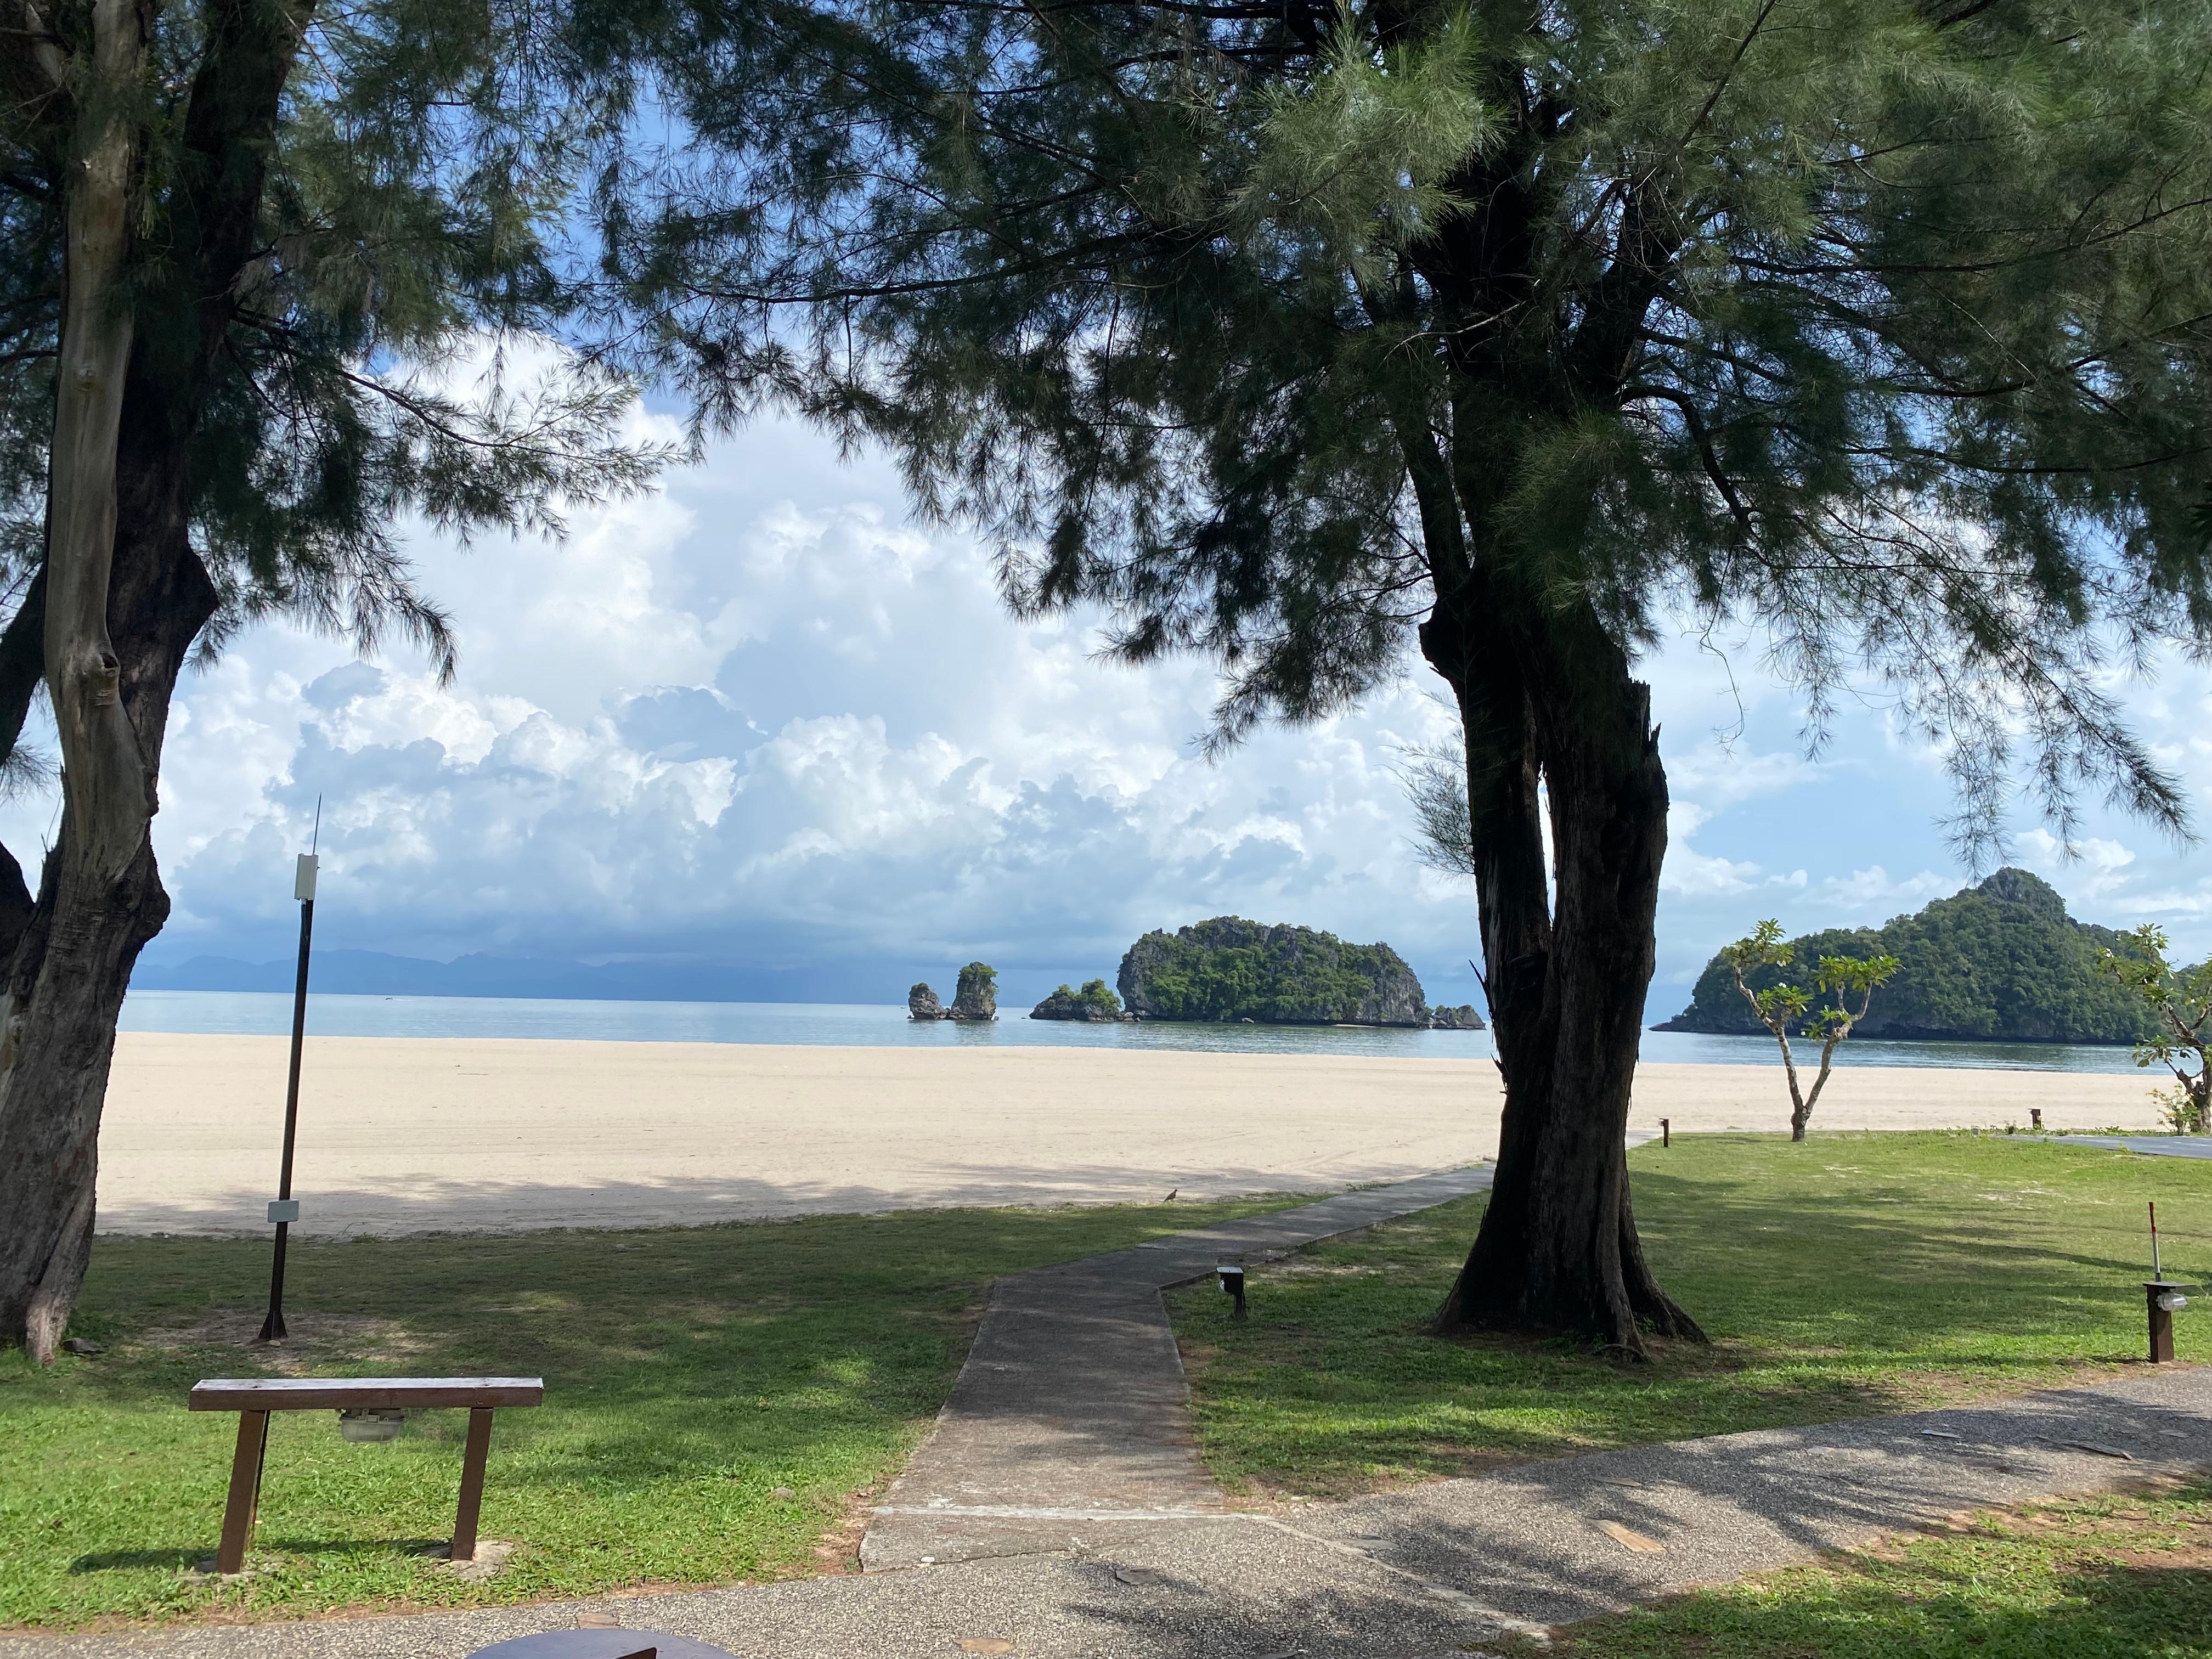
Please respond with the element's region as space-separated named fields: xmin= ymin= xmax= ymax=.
xmin=0 ymin=0 xmax=160 ymax=1362
xmin=1424 ymin=579 xmax=1704 ymax=1355
xmin=0 ymin=0 xmax=296 ymax=1358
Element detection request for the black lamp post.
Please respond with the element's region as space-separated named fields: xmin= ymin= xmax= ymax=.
xmin=256 ymin=849 xmax=317 ymax=1343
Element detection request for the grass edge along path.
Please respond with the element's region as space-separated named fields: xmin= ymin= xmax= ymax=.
xmin=0 ymin=1194 xmax=1300 ymax=1631
xmin=1510 ymin=1477 xmax=2212 ymax=1659
xmin=1172 ymin=1131 xmax=2212 ymax=1500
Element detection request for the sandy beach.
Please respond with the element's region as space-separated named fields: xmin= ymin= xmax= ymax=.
xmin=90 ymin=1033 xmax=2169 ymax=1237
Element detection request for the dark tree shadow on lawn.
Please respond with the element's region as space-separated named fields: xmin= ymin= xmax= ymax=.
xmin=70 ymin=1537 xmax=446 ymax=1573
xmin=1558 ymin=1557 xmax=2212 ymax=1658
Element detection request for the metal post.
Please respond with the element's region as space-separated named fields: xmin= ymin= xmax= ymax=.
xmin=258 ymin=853 xmax=317 ymax=1343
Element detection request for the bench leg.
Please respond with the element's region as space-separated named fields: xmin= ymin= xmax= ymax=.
xmin=216 ymin=1410 xmax=269 ymax=1574
xmin=450 ymin=1407 xmax=496 ymax=1562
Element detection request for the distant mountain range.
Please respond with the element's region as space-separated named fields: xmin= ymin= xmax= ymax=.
xmin=133 ymin=950 xmax=906 ymax=1005
xmin=1657 ymin=868 xmax=2160 ymax=1045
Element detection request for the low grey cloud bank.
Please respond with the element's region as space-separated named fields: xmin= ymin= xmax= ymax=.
xmin=9 ymin=413 xmax=2200 ymax=1016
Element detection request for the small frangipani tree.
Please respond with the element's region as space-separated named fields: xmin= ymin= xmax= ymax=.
xmin=1722 ymin=922 xmax=1903 ymax=1142
xmin=2097 ymin=927 xmax=2211 ymax=1135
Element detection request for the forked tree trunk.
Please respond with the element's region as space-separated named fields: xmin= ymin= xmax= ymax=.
xmin=0 ymin=506 xmax=213 ymax=1356
xmin=0 ymin=0 xmax=160 ymax=1362
xmin=0 ymin=526 xmax=216 ymax=1358
xmin=0 ymin=0 xmax=262 ymax=1357
xmin=1423 ymin=579 xmax=1704 ymax=1354
xmin=0 ymin=840 xmax=172 ymax=1358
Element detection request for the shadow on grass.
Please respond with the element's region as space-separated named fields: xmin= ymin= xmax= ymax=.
xmin=1553 ymin=1555 xmax=2212 ymax=1658
xmin=1178 ymin=1137 xmax=2212 ymax=1492
xmin=66 ymin=1549 xmax=204 ymax=1574
xmin=70 ymin=1537 xmax=448 ymax=1574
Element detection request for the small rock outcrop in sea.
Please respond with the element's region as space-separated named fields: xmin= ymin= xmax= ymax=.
xmin=1030 ymin=979 xmax=1127 ymax=1022
xmin=911 ymin=964 xmax=1000 ymax=1020
xmin=948 ymin=961 xmax=999 ymax=1022
xmin=1428 ymin=1004 xmax=1486 ymax=1030
xmin=1116 ymin=917 xmax=1428 ymax=1026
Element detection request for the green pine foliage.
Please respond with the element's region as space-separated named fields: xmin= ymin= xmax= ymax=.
xmin=605 ymin=1 xmax=2212 ymax=849
xmin=0 ymin=0 xmax=670 ymax=703
xmin=1666 ymin=871 xmax=2161 ymax=1044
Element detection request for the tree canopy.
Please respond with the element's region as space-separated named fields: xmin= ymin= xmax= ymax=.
xmin=611 ymin=0 xmax=2212 ymax=842
xmin=0 ymin=0 xmax=663 ymax=720
xmin=595 ymin=0 xmax=2212 ymax=1347
xmin=0 ymin=0 xmax=667 ymax=1357
xmin=2098 ymin=925 xmax=2212 ymax=1132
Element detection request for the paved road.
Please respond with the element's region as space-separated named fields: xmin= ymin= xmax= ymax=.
xmin=2022 ymin=1133 xmax=2212 ymax=1160
xmin=9 ymin=1374 xmax=2205 ymax=1659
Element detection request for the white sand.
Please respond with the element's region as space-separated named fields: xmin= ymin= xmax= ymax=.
xmin=94 ymin=1032 xmax=2166 ymax=1237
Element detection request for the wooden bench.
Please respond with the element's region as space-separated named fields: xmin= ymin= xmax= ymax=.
xmin=190 ymin=1376 xmax=544 ymax=1573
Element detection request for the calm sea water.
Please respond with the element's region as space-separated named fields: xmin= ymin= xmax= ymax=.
xmin=116 ymin=989 xmax=2149 ymax=1073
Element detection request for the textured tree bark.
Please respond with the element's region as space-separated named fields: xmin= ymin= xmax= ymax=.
xmin=1423 ymin=581 xmax=1705 ymax=1355
xmin=0 ymin=0 xmax=301 ymax=1357
xmin=0 ymin=0 xmax=159 ymax=1362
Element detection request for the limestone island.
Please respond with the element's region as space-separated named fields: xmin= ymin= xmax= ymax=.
xmin=1091 ymin=916 xmax=1483 ymax=1029
xmin=1658 ymin=868 xmax=2159 ymax=1044
xmin=1028 ymin=979 xmax=1130 ymax=1022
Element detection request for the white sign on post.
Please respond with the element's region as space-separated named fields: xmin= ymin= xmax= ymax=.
xmin=294 ymin=853 xmax=318 ymax=902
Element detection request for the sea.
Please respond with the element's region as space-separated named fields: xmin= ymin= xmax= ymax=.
xmin=115 ymin=989 xmax=2152 ymax=1074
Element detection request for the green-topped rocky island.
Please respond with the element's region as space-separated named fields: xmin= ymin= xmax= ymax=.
xmin=1658 ymin=868 xmax=2162 ymax=1044
xmin=1026 ymin=916 xmax=1483 ymax=1029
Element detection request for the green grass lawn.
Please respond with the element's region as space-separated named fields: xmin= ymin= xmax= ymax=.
xmin=1172 ymin=1132 xmax=2212 ymax=1497
xmin=0 ymin=1197 xmax=1288 ymax=1629
xmin=1522 ymin=1481 xmax=2212 ymax=1659
xmin=13 ymin=1133 xmax=2209 ymax=1633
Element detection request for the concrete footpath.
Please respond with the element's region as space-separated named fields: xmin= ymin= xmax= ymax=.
xmin=8 ymin=1374 xmax=2206 ymax=1659
xmin=861 ymin=1165 xmax=1500 ymax=1570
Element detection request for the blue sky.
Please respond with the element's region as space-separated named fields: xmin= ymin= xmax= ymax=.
xmin=9 ymin=370 xmax=2208 ymax=1019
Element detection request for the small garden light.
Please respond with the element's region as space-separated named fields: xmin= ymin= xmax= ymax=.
xmin=337 ymin=1408 xmax=405 ymax=1443
xmin=2145 ymin=1200 xmax=2196 ymax=1363
xmin=1216 ymin=1261 xmax=1247 ymax=1321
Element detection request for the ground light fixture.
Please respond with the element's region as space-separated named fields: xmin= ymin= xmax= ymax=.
xmin=337 ymin=1408 xmax=405 ymax=1443
xmin=1217 ymin=1261 xmax=1247 ymax=1321
xmin=2145 ymin=1199 xmax=2197 ymax=1363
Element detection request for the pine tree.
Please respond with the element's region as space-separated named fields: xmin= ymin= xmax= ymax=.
xmin=0 ymin=0 xmax=666 ymax=1357
xmin=612 ymin=0 xmax=2212 ymax=1351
